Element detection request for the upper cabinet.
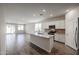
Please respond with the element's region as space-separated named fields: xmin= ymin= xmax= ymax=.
xmin=42 ymin=20 xmax=65 ymax=29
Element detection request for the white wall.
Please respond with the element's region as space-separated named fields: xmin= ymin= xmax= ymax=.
xmin=26 ymin=23 xmax=35 ymax=34
xmin=25 ymin=23 xmax=35 ymax=42
xmin=65 ymin=7 xmax=79 ymax=50
xmin=0 ymin=5 xmax=6 ymax=54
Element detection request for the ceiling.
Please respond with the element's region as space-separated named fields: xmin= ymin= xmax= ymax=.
xmin=2 ymin=3 xmax=79 ymax=24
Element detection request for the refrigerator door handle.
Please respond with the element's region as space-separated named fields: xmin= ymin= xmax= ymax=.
xmin=75 ymin=27 xmax=78 ymax=48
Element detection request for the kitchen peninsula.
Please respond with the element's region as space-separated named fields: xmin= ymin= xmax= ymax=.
xmin=29 ymin=33 xmax=54 ymax=52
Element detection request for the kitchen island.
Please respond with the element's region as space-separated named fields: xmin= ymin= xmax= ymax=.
xmin=29 ymin=33 xmax=54 ymax=53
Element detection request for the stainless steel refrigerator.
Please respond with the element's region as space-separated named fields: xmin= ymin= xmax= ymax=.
xmin=75 ymin=18 xmax=79 ymax=54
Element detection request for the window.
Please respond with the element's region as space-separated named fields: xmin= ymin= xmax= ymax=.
xmin=17 ymin=25 xmax=24 ymax=30
xmin=6 ymin=24 xmax=15 ymax=33
xmin=35 ymin=23 xmax=42 ymax=32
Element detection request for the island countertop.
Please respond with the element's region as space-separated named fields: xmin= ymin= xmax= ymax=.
xmin=27 ymin=32 xmax=54 ymax=39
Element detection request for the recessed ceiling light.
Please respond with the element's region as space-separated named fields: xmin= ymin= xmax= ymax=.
xmin=33 ymin=14 xmax=36 ymax=16
xmin=41 ymin=9 xmax=46 ymax=12
xmin=42 ymin=9 xmax=46 ymax=12
xmin=66 ymin=9 xmax=70 ymax=12
xmin=50 ymin=14 xmax=53 ymax=17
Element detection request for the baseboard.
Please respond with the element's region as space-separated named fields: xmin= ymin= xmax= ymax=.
xmin=54 ymin=40 xmax=65 ymax=44
xmin=65 ymin=44 xmax=76 ymax=51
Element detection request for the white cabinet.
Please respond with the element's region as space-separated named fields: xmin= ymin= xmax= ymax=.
xmin=55 ymin=33 xmax=65 ymax=43
xmin=25 ymin=34 xmax=30 ymax=42
xmin=42 ymin=20 xmax=65 ymax=30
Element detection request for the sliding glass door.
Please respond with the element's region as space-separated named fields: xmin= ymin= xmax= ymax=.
xmin=6 ymin=23 xmax=25 ymax=54
xmin=6 ymin=24 xmax=16 ymax=54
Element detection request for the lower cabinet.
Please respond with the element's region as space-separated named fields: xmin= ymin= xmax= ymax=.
xmin=55 ymin=33 xmax=65 ymax=43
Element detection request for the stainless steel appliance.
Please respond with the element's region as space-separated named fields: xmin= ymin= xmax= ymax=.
xmin=75 ymin=18 xmax=79 ymax=54
xmin=48 ymin=25 xmax=56 ymax=35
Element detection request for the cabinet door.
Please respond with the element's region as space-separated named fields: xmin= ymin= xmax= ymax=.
xmin=55 ymin=33 xmax=65 ymax=43
xmin=55 ymin=34 xmax=60 ymax=41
